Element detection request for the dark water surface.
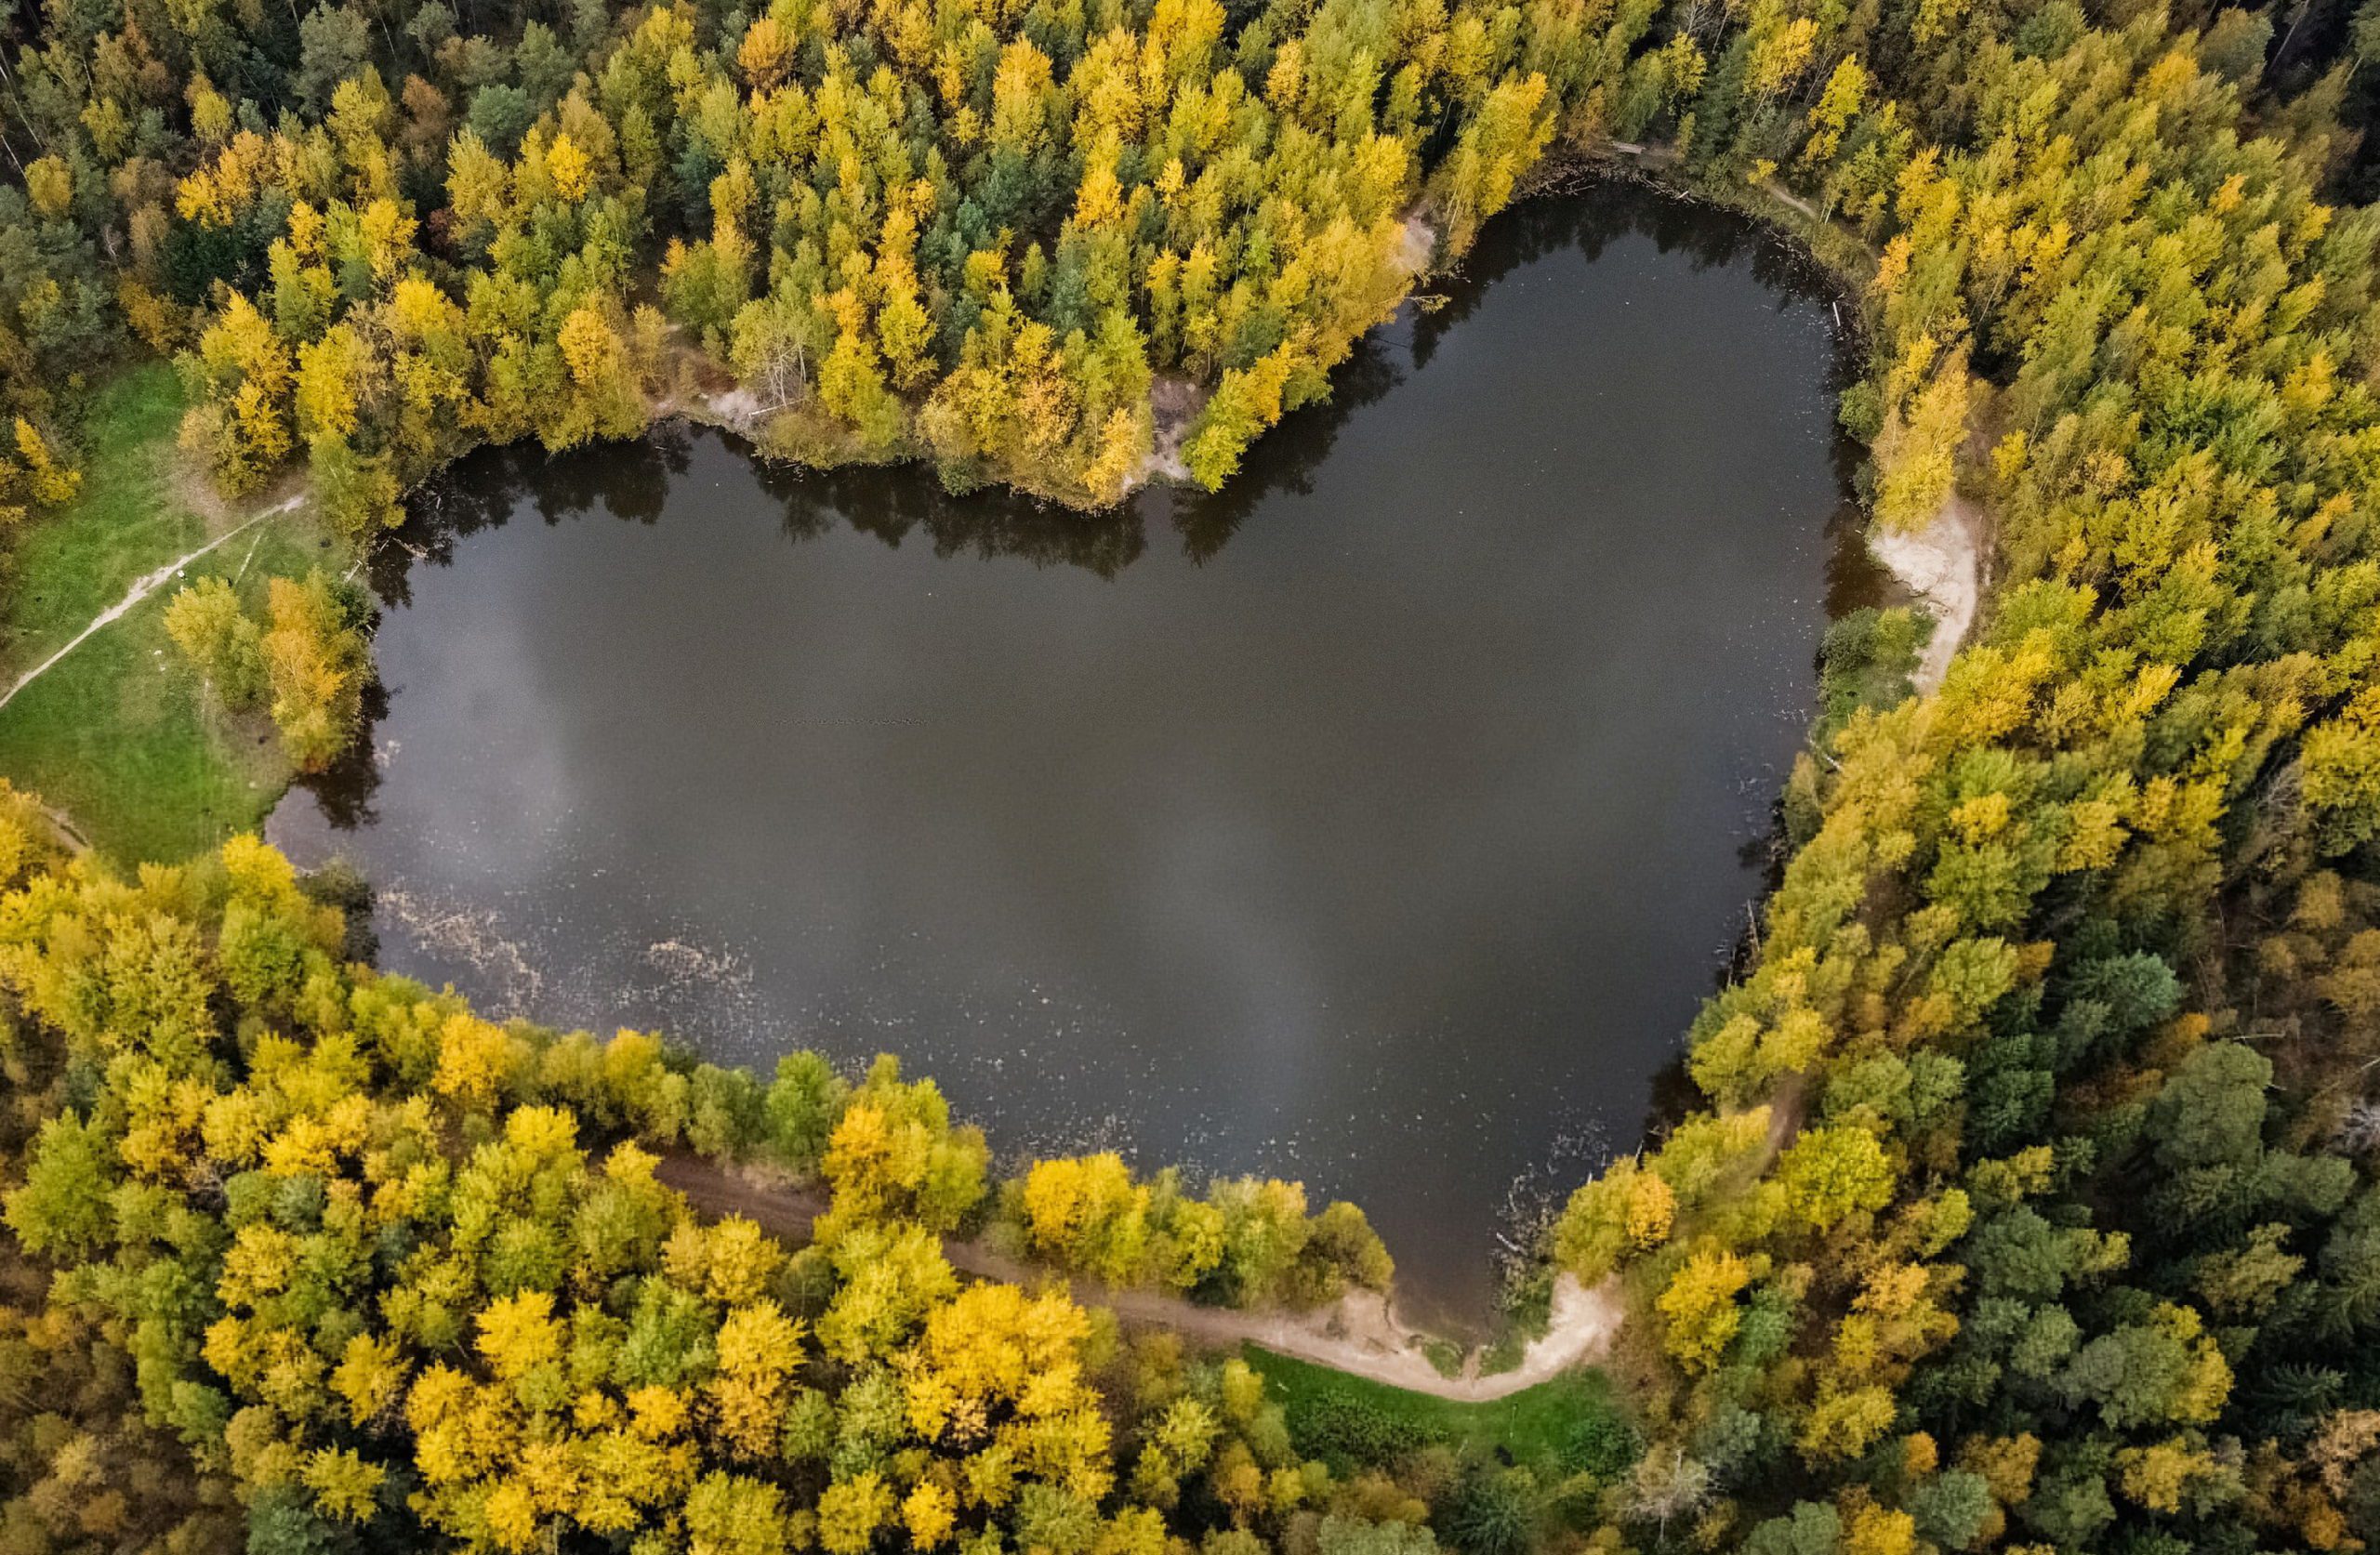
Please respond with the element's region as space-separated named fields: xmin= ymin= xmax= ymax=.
xmin=272 ymin=182 xmax=1880 ymax=1325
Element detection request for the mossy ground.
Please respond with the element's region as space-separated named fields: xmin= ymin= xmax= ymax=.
xmin=0 ymin=363 xmax=339 ymax=863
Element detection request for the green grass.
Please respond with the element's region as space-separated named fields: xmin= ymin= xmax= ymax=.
xmin=2 ymin=366 xmax=208 ymax=665
xmin=0 ymin=363 xmax=337 ymax=863
xmin=1244 ymin=1347 xmax=1631 ymax=1477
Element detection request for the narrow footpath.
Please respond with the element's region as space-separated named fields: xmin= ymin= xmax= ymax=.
xmin=653 ymin=1153 xmax=1624 ymax=1403
xmin=0 ymin=494 xmax=302 ymax=715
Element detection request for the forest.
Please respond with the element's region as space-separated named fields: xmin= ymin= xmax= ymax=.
xmin=4 ymin=0 xmax=2380 ymax=1542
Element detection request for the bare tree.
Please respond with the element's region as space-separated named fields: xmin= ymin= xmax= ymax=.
xmin=1626 ymin=1447 xmax=1715 ymax=1542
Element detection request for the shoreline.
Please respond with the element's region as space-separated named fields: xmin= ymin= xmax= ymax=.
xmin=0 ymin=154 xmax=1979 ymax=1379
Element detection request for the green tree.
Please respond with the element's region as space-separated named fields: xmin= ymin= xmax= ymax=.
xmin=165 ymin=577 xmax=268 ymax=709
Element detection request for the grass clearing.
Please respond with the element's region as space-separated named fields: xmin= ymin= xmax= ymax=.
xmin=2 ymin=366 xmax=209 ymax=665
xmin=1245 ymin=1346 xmax=1633 ymax=1477
xmin=0 ymin=363 xmax=338 ymax=863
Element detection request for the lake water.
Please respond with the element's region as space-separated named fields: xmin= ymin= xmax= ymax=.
xmin=271 ymin=181 xmax=1881 ymax=1326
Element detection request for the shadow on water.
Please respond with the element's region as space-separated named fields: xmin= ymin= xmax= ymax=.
xmin=1415 ymin=178 xmax=1849 ymax=368
xmin=342 ymin=174 xmax=1897 ymax=915
xmin=373 ymin=325 xmax=1414 ymax=598
xmin=289 ymin=679 xmax=390 ymax=831
xmin=298 ymin=175 xmax=1889 ymax=1328
xmin=373 ymin=177 xmax=1885 ymax=607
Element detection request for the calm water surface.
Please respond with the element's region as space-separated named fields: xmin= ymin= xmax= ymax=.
xmin=271 ymin=184 xmax=1880 ymax=1324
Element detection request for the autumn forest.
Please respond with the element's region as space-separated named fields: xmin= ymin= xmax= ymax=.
xmin=5 ymin=0 xmax=2380 ymax=1546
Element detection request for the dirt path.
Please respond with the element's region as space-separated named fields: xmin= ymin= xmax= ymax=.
xmin=0 ymin=494 xmax=303 ymax=716
xmin=1870 ymin=488 xmax=1986 ymax=692
xmin=654 ymin=1154 xmax=1622 ymax=1401
xmin=38 ymin=802 xmax=90 ymax=854
xmin=1761 ymin=179 xmax=1820 ymax=222
xmin=1100 ymin=1274 xmax=1624 ymax=1401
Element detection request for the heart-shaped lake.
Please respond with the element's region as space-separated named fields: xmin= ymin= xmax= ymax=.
xmin=270 ymin=179 xmax=1884 ymax=1326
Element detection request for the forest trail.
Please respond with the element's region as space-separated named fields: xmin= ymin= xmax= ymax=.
xmin=653 ymin=1153 xmax=1624 ymax=1402
xmin=0 ymin=494 xmax=302 ymax=716
xmin=1760 ymin=179 xmax=1820 ymax=222
xmin=1870 ymin=486 xmax=1986 ymax=692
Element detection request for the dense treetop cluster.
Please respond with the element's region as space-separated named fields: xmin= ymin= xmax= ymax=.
xmin=0 ymin=821 xmax=1400 ymax=1555
xmin=1545 ymin=8 xmax=2380 ymax=1555
xmin=0 ymin=0 xmax=1621 ymax=514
